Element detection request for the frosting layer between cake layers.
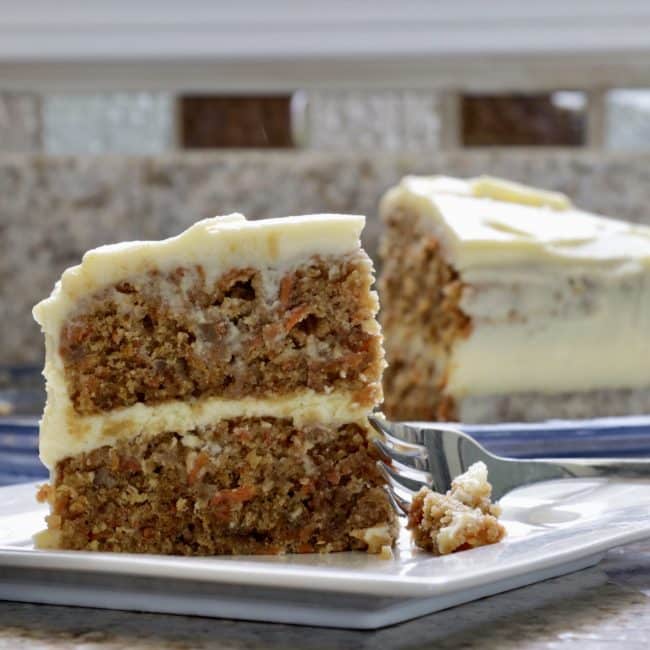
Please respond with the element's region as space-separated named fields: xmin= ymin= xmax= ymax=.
xmin=38 ymin=391 xmax=372 ymax=470
xmin=34 ymin=213 xmax=375 ymax=470
xmin=380 ymin=176 xmax=650 ymax=400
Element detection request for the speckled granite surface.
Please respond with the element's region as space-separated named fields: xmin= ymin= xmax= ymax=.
xmin=1 ymin=541 xmax=649 ymax=648
xmin=0 ymin=93 xmax=41 ymax=154
xmin=3 ymin=150 xmax=650 ymax=364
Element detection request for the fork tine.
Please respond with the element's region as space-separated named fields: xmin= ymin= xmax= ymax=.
xmin=375 ymin=444 xmax=433 ymax=487
xmin=382 ymin=485 xmax=411 ymax=516
xmin=372 ymin=417 xmax=494 ymax=494
xmin=368 ymin=416 xmax=425 ymax=445
xmin=376 ymin=430 xmax=429 ymax=456
xmin=377 ymin=463 xmax=417 ymax=515
xmin=373 ymin=438 xmax=431 ymax=477
xmin=376 ymin=459 xmax=425 ymax=494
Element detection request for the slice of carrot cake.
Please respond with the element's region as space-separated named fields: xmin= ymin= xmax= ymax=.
xmin=379 ymin=175 xmax=650 ymax=423
xmin=33 ymin=213 xmax=397 ymax=555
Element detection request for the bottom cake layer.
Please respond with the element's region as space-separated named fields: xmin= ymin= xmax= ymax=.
xmin=36 ymin=417 xmax=397 ymax=555
xmin=383 ymin=362 xmax=650 ymax=423
xmin=458 ymin=388 xmax=650 ymax=423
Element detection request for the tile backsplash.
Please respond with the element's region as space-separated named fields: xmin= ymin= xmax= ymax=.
xmin=3 ymin=89 xmax=650 ymax=153
xmin=42 ymin=93 xmax=175 ymax=155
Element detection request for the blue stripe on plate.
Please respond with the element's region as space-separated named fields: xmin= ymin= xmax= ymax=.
xmin=0 ymin=418 xmax=47 ymax=482
xmin=464 ymin=415 xmax=650 ymax=458
xmin=1 ymin=414 xmax=649 ymax=486
xmin=0 ymin=474 xmax=44 ymax=487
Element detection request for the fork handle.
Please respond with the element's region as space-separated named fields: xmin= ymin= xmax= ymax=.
xmin=489 ymin=456 xmax=650 ymax=500
xmin=534 ymin=457 xmax=650 ymax=480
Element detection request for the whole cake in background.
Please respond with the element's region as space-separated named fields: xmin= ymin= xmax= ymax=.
xmin=33 ymin=213 xmax=397 ymax=555
xmin=379 ymin=175 xmax=650 ymax=423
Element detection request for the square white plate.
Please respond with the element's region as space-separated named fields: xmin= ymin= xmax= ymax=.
xmin=1 ymin=478 xmax=649 ymax=629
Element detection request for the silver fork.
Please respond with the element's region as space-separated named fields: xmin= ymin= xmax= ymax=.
xmin=369 ymin=416 xmax=650 ymax=514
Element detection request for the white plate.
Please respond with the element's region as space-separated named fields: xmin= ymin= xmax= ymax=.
xmin=1 ymin=478 xmax=649 ymax=629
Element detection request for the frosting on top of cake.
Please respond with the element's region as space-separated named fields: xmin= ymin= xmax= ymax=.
xmin=381 ymin=175 xmax=650 ymax=271
xmin=34 ymin=213 xmax=365 ymax=333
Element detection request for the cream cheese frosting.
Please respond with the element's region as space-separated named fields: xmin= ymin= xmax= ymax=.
xmin=380 ymin=175 xmax=650 ymax=271
xmin=38 ymin=390 xmax=372 ymax=469
xmin=33 ymin=213 xmax=370 ymax=469
xmin=380 ymin=175 xmax=650 ymax=400
xmin=34 ymin=213 xmax=365 ymax=336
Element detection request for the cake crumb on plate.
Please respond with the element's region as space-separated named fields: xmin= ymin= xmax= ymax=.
xmin=408 ymin=461 xmax=506 ymax=554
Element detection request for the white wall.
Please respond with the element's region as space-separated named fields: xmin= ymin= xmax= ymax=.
xmin=2 ymin=1 xmax=650 ymax=90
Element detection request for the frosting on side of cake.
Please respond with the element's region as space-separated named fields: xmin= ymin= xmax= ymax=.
xmin=380 ymin=175 xmax=650 ymax=400
xmin=451 ymin=268 xmax=650 ymax=396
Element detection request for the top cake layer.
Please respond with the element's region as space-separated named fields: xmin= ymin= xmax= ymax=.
xmin=381 ymin=175 xmax=650 ymax=272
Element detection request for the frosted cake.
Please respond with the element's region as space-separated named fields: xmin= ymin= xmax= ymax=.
xmin=33 ymin=213 xmax=397 ymax=554
xmin=379 ymin=175 xmax=650 ymax=423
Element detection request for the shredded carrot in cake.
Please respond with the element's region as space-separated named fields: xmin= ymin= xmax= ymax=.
xmin=284 ymin=305 xmax=310 ymax=332
xmin=187 ymin=452 xmax=209 ymax=485
xmin=279 ymin=274 xmax=294 ymax=307
xmin=210 ymin=485 xmax=257 ymax=506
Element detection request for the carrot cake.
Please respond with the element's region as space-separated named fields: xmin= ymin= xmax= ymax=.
xmin=408 ymin=461 xmax=506 ymax=554
xmin=33 ymin=213 xmax=397 ymax=554
xmin=379 ymin=175 xmax=650 ymax=423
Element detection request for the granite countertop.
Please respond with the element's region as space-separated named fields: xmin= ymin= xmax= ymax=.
xmin=1 ymin=541 xmax=649 ymax=649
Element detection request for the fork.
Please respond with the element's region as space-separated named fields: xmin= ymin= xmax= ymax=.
xmin=368 ymin=416 xmax=650 ymax=514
